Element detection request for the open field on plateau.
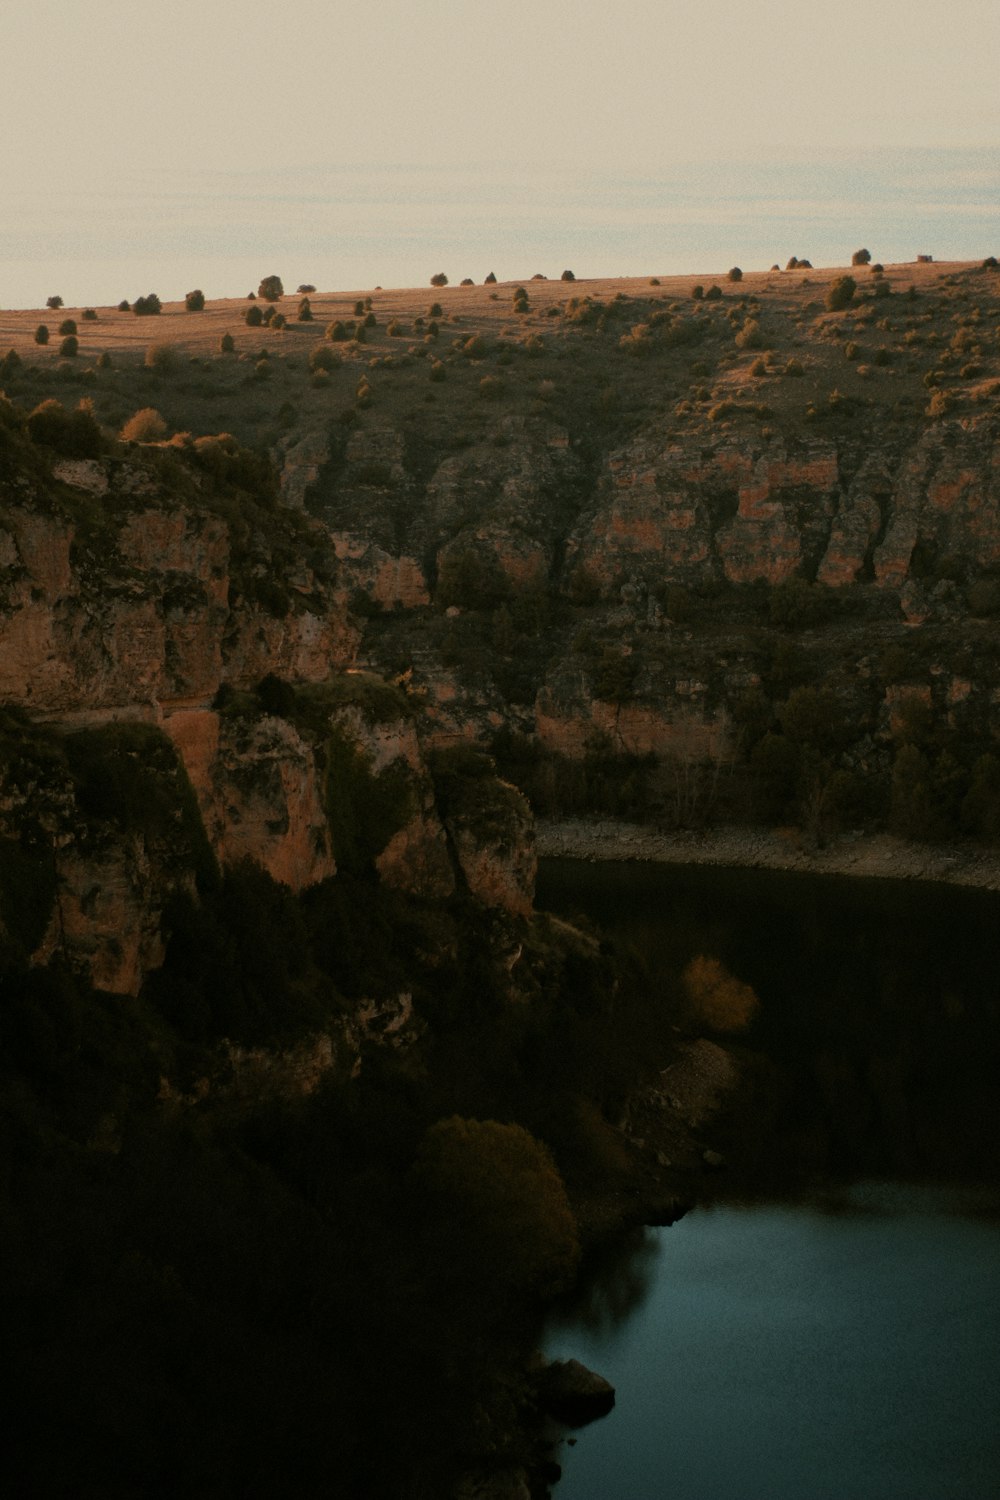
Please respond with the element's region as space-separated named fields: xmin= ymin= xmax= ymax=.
xmin=1 ymin=258 xmax=997 ymax=458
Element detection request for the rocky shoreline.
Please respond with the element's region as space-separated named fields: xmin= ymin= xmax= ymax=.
xmin=535 ymin=819 xmax=1000 ymax=892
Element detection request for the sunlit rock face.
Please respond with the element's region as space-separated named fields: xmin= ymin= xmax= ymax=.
xmin=0 ymin=462 xmax=358 ymax=719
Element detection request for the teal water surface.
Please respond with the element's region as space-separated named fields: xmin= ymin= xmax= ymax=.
xmin=547 ymin=1183 xmax=1000 ymax=1500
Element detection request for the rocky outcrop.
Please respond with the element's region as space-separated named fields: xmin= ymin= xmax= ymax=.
xmin=535 ymin=1359 xmax=615 ymax=1426
xmin=0 ymin=460 xmax=358 ymax=719
xmin=163 ymin=708 xmax=336 ymax=892
xmin=565 ymin=417 xmax=1000 ymax=599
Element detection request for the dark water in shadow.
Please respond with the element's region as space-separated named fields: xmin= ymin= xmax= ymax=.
xmin=537 ymin=862 xmax=1000 ymax=1499
xmin=536 ymin=860 xmax=1000 ymax=1182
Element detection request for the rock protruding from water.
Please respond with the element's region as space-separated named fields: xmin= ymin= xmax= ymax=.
xmin=536 ymin=1358 xmax=616 ymax=1426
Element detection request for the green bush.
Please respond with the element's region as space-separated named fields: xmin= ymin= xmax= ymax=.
xmin=185 ymin=288 xmax=206 ymax=311
xmin=705 ymin=284 xmax=722 ymax=301
xmin=309 ymin=343 xmax=339 ymax=373
xmin=96 ymin=350 xmax=112 ymax=369
xmin=326 ymin=320 xmax=347 ymax=341
xmin=690 ymin=284 xmax=704 ymax=300
xmin=26 ymin=397 xmax=102 ymax=457
xmin=430 ymin=272 xmax=448 ymax=287
xmin=297 ymin=296 xmax=313 ymax=321
xmin=257 ymin=274 xmax=284 ymax=302
xmin=412 ymin=1116 xmax=579 ymax=1298
xmin=728 ymin=266 xmax=743 ymax=282
xmin=220 ymin=332 xmax=235 ymax=353
xmin=34 ymin=324 xmax=49 ymax=345
xmin=851 ymin=248 xmax=872 ymax=266
xmin=59 ymin=335 xmax=78 ymax=357
xmin=560 ymin=269 xmax=575 ymax=281
xmin=81 ymin=308 xmax=98 ymax=321
xmin=245 ymin=305 xmax=264 ymax=327
xmin=46 ymin=295 xmax=63 ymax=310
xmin=58 ymin=318 xmax=77 ymax=336
xmin=132 ymin=293 xmax=162 ymax=316
xmin=825 ymin=275 xmax=856 ymax=311
xmin=144 ymin=342 xmax=177 ymax=373
xmin=117 ymin=299 xmax=130 ymax=312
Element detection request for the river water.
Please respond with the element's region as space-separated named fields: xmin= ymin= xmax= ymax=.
xmin=537 ymin=861 xmax=1000 ymax=1500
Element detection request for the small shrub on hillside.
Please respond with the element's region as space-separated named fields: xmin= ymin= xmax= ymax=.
xmin=46 ymin=295 xmax=63 ymax=310
xmin=851 ymin=248 xmax=872 ymax=266
xmin=484 ymin=271 xmax=497 ymax=284
xmin=844 ymin=341 xmax=860 ymax=360
xmin=58 ymin=319 xmax=77 ymax=336
xmin=34 ymin=324 xmax=50 ymax=345
xmin=825 ymin=276 xmax=856 ymax=311
xmin=690 ymin=284 xmax=704 ymax=300
xmin=926 ymin=389 xmax=955 ymax=418
xmin=353 ymin=323 xmax=366 ymax=344
xmin=460 ymin=277 xmax=474 ymax=286
xmin=728 ymin=266 xmax=743 ymax=282
xmin=428 ymin=302 xmax=443 ymax=319
xmin=185 ymin=289 xmax=206 ymax=311
xmin=144 ymin=342 xmax=177 ymax=373
xmin=1 ymin=348 xmax=21 ymax=375
xmin=271 ymin=312 xmax=286 ymax=330
xmin=27 ymin=398 xmax=102 ymax=457
xmin=258 ymin=275 xmax=284 ymax=301
xmin=132 ymin=293 xmax=162 ymax=316
xmin=429 ymin=360 xmax=446 ymax=382
xmin=297 ymin=283 xmax=316 ymax=294
xmin=364 ymin=311 xmax=376 ymax=327
xmin=682 ymin=955 xmax=758 ymax=1033
xmin=117 ymin=299 xmax=130 ymax=312
xmin=120 ymin=407 xmax=167 ymax=442
xmin=219 ymin=332 xmax=235 ymax=353
xmin=326 ymin=320 xmax=347 ymax=342
xmin=96 ymin=351 xmax=112 ymax=369
xmin=297 ymin=296 xmax=313 ymax=321
xmin=873 ymin=279 xmax=892 ymax=299
xmin=560 ymin=269 xmax=576 ymax=282
xmin=309 ymin=344 xmax=339 ymax=373
xmin=705 ymin=284 xmax=722 ymax=300
xmin=430 ymin=272 xmax=448 ymax=287
xmin=59 ymin=336 xmax=78 ymax=357
xmin=479 ymin=374 xmax=505 ymax=399
xmin=82 ymin=308 xmax=97 ymax=321
xmin=750 ymin=356 xmax=767 ymax=376
xmin=245 ymin=305 xmax=264 ymax=327
xmin=784 ymin=357 xmax=804 ymax=377
xmin=734 ymin=318 xmax=762 ymax=349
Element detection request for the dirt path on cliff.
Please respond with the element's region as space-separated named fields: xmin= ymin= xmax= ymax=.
xmin=535 ymin=819 xmax=1000 ymax=892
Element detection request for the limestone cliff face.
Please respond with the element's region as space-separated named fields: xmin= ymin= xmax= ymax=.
xmin=1 ymin=444 xmax=542 ymax=997
xmin=294 ymin=415 xmax=581 ymax=610
xmin=0 ymin=456 xmax=358 ymax=718
xmin=566 ymin=417 xmax=1000 ymax=596
xmin=162 ymin=708 xmax=336 ymax=892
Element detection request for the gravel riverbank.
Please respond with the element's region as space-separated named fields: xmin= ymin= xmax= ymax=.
xmin=535 ymin=819 xmax=1000 ymax=892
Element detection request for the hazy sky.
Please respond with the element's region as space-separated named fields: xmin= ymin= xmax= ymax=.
xmin=4 ymin=0 xmax=998 ymax=304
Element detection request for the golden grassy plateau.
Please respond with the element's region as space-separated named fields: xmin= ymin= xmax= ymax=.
xmin=1 ymin=259 xmax=996 ymax=458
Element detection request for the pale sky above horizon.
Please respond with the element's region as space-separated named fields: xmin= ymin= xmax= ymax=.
xmin=3 ymin=0 xmax=998 ymax=305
